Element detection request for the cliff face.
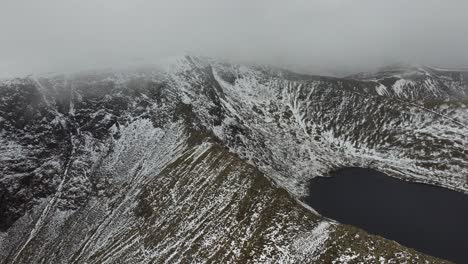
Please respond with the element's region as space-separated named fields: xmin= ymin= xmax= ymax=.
xmin=0 ymin=56 xmax=465 ymax=263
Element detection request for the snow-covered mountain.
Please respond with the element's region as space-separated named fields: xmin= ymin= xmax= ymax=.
xmin=348 ymin=63 xmax=468 ymax=100
xmin=1 ymin=56 xmax=465 ymax=263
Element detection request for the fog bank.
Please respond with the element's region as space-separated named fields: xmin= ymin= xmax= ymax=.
xmin=1 ymin=0 xmax=468 ymax=77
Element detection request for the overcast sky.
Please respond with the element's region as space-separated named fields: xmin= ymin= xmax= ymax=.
xmin=1 ymin=0 xmax=468 ymax=77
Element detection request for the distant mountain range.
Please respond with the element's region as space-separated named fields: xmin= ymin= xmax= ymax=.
xmin=1 ymin=56 xmax=465 ymax=263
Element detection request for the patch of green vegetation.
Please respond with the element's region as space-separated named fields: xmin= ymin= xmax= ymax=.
xmin=423 ymin=97 xmax=468 ymax=109
xmin=318 ymin=224 xmax=452 ymax=264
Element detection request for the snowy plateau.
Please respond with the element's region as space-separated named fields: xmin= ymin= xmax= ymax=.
xmin=0 ymin=56 xmax=466 ymax=263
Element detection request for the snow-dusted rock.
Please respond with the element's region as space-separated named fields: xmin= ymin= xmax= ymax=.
xmin=0 ymin=56 xmax=463 ymax=263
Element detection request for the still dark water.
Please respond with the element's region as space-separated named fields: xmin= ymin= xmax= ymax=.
xmin=305 ymin=168 xmax=468 ymax=263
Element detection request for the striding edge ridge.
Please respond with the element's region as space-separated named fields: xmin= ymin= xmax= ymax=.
xmin=0 ymin=55 xmax=464 ymax=263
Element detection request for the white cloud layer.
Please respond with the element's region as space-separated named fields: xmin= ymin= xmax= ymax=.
xmin=1 ymin=0 xmax=468 ymax=77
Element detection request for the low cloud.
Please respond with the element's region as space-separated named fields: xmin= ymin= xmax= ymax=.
xmin=1 ymin=0 xmax=468 ymax=77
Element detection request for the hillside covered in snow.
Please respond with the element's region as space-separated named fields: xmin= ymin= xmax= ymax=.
xmin=0 ymin=56 xmax=466 ymax=263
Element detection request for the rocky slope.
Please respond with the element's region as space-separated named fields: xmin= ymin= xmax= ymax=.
xmin=0 ymin=56 xmax=465 ymax=263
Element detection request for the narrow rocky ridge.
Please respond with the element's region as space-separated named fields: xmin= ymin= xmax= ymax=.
xmin=0 ymin=56 xmax=465 ymax=263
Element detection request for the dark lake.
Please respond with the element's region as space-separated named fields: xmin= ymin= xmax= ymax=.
xmin=305 ymin=168 xmax=468 ymax=263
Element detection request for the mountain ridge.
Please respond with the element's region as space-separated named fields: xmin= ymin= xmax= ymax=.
xmin=0 ymin=56 xmax=466 ymax=263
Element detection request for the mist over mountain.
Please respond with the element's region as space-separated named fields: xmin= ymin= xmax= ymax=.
xmin=1 ymin=1 xmax=468 ymax=263
xmin=1 ymin=0 xmax=468 ymax=78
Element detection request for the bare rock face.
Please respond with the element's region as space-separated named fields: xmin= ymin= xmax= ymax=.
xmin=0 ymin=56 xmax=465 ymax=263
